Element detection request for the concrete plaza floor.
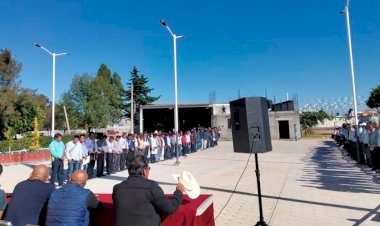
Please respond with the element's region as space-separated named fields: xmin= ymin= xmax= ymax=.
xmin=2 ymin=140 xmax=380 ymax=225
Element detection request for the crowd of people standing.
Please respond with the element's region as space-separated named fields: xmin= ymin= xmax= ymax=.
xmin=333 ymin=121 xmax=380 ymax=171
xmin=0 ymin=128 xmax=220 ymax=226
xmin=0 ymin=157 xmax=185 ymax=226
xmin=49 ymin=127 xmax=222 ymax=186
xmin=0 ymin=127 xmax=222 ymax=225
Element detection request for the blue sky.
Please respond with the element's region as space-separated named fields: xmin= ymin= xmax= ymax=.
xmin=1 ymin=0 xmax=379 ymax=110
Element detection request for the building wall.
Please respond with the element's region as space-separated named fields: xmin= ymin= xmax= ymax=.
xmin=211 ymin=114 xmax=232 ymax=139
xmin=139 ymin=103 xmax=300 ymax=140
xmin=211 ymin=105 xmax=300 ymax=140
xmin=212 ymin=104 xmax=231 ymax=115
xmin=269 ymin=111 xmax=301 ymax=140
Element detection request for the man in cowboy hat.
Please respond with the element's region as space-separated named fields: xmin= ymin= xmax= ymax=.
xmin=112 ymin=156 xmax=185 ymax=226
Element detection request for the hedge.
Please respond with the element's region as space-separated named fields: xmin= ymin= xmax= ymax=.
xmin=0 ymin=134 xmax=76 ymax=152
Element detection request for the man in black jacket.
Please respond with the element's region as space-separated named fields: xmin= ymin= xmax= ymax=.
xmin=112 ymin=156 xmax=184 ymax=226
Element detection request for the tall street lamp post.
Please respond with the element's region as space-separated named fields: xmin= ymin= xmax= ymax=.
xmin=340 ymin=0 xmax=359 ymax=126
xmin=160 ymin=19 xmax=185 ymax=165
xmin=33 ymin=43 xmax=69 ymax=137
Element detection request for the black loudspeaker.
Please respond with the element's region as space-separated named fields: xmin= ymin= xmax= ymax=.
xmin=229 ymin=97 xmax=272 ymax=153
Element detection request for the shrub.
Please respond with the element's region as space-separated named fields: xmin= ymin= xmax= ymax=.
xmin=0 ymin=133 xmax=76 ymax=152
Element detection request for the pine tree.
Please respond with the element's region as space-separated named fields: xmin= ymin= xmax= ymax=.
xmin=125 ymin=66 xmax=160 ymax=118
xmin=4 ymin=126 xmax=15 ymax=152
xmin=29 ymin=116 xmax=40 ymax=150
xmin=94 ymin=64 xmax=124 ymax=123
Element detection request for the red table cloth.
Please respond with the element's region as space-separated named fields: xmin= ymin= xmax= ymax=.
xmin=95 ymin=193 xmax=215 ymax=226
xmin=5 ymin=193 xmax=214 ymax=226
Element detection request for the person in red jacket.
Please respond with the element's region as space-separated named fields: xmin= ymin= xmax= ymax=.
xmin=180 ymin=131 xmax=187 ymax=156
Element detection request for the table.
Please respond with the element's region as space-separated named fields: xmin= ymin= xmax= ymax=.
xmin=95 ymin=193 xmax=215 ymax=226
xmin=5 ymin=193 xmax=214 ymax=226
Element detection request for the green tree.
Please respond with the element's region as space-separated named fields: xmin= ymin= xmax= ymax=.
xmin=366 ymin=85 xmax=380 ymax=112
xmin=0 ymin=49 xmax=22 ymax=137
xmin=3 ymin=126 xmax=15 ymax=152
xmin=93 ymin=64 xmax=125 ymax=124
xmin=300 ymin=110 xmax=332 ymax=134
xmin=125 ymin=66 xmax=160 ymax=121
xmin=0 ymin=49 xmax=22 ymax=87
xmin=0 ymin=49 xmax=50 ymax=137
xmin=60 ymin=74 xmax=111 ymax=130
xmin=12 ymin=89 xmax=45 ymax=134
xmin=57 ymin=64 xmax=127 ymax=131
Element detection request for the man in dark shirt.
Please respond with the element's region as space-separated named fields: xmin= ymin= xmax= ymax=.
xmin=113 ymin=156 xmax=184 ymax=226
xmin=5 ymin=164 xmax=55 ymax=226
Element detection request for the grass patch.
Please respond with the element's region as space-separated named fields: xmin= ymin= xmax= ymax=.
xmin=303 ymin=128 xmax=333 ymax=139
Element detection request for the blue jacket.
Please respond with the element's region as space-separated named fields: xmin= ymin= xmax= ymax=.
xmin=128 ymin=139 xmax=135 ymax=151
xmin=46 ymin=183 xmax=90 ymax=226
xmin=196 ymin=132 xmax=201 ymax=141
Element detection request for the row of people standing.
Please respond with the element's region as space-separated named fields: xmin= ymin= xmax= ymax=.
xmin=1 ymin=158 xmax=184 ymax=226
xmin=333 ymin=121 xmax=380 ymax=171
xmin=49 ymin=127 xmax=222 ymax=186
xmin=49 ymin=132 xmax=139 ymax=186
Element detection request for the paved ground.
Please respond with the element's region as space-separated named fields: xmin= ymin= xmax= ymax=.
xmin=2 ymin=140 xmax=380 ymax=226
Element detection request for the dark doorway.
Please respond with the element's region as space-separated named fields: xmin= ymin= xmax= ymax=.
xmin=279 ymin=120 xmax=290 ymax=139
xmin=143 ymin=107 xmax=212 ymax=133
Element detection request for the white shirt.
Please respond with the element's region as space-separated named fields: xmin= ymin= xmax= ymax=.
xmin=107 ymin=140 xmax=114 ymax=153
xmin=159 ymin=137 xmax=164 ymax=148
xmin=120 ymin=137 xmax=128 ymax=149
xmin=150 ymin=137 xmax=159 ymax=154
xmin=145 ymin=137 xmax=150 ymax=148
xmin=134 ymin=138 xmax=138 ymax=149
xmin=113 ymin=140 xmax=123 ymax=154
xmin=177 ymin=136 xmax=181 ymax=144
xmin=150 ymin=137 xmax=158 ymax=149
xmin=65 ymin=141 xmax=83 ymax=161
xmin=185 ymin=135 xmax=191 ymax=143
xmin=166 ymin=137 xmax=171 ymax=147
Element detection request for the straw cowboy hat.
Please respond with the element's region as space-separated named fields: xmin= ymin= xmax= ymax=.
xmin=172 ymin=171 xmax=200 ymax=199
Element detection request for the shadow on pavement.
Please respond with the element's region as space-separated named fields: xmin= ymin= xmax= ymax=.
xmin=100 ymin=176 xmax=376 ymax=214
xmin=298 ymin=140 xmax=380 ymax=194
xmin=348 ymin=204 xmax=380 ymax=226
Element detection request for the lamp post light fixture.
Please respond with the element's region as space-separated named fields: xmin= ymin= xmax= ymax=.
xmin=160 ymin=19 xmax=186 ymax=165
xmin=33 ymin=42 xmax=69 ymax=137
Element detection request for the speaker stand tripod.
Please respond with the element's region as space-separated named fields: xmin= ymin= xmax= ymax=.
xmin=254 ymin=153 xmax=268 ymax=226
